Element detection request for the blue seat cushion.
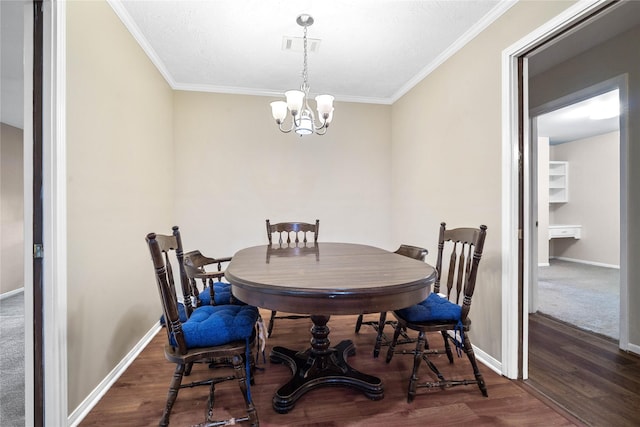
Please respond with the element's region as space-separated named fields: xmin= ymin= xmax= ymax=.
xmin=198 ymin=281 xmax=235 ymax=305
xmin=397 ymin=292 xmax=461 ymax=323
xmin=171 ymin=304 xmax=259 ymax=349
xmin=160 ymin=302 xmax=188 ymax=325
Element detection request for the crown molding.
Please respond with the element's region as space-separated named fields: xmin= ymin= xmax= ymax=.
xmin=390 ymin=0 xmax=518 ymax=103
xmin=107 ymin=0 xmax=177 ymax=87
xmin=108 ymin=0 xmax=514 ymax=106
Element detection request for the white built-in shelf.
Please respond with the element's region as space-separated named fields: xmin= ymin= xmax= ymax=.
xmin=548 ymin=224 xmax=582 ymax=240
xmin=549 ymin=161 xmax=568 ymax=203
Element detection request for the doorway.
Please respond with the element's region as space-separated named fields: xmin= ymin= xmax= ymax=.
xmin=531 ymin=87 xmax=621 ymax=341
xmin=0 ymin=1 xmax=29 ymax=425
xmin=501 ymin=0 xmax=640 ymax=381
xmin=500 ymin=2 xmax=640 ymax=421
xmin=1 ymin=1 xmax=54 ymax=425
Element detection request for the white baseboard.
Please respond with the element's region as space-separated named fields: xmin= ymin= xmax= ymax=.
xmin=0 ymin=287 xmax=24 ymax=300
xmin=444 ymin=330 xmax=502 ymax=376
xmin=68 ymin=323 xmax=162 ymax=427
xmin=537 ymin=262 xmax=550 ymax=267
xmin=474 ymin=344 xmax=502 ymax=376
xmin=551 ymin=256 xmax=619 ymax=269
xmin=627 ymin=342 xmax=640 ymax=356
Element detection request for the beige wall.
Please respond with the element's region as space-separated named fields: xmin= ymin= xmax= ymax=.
xmin=65 ymin=0 xmax=391 ymax=414
xmin=550 ymin=131 xmax=620 ymax=266
xmin=173 ymin=92 xmax=392 ymax=256
xmin=530 ymin=24 xmax=640 ymax=345
xmin=1 ymin=122 xmax=24 ymax=294
xmin=66 ymin=1 xmax=174 ymax=410
xmin=68 ymin=0 xmax=640 ymax=415
xmin=391 ymin=0 xmax=573 ymax=360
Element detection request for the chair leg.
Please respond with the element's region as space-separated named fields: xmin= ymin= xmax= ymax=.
xmin=205 ymin=378 xmax=216 ymax=424
xmin=373 ymin=311 xmax=387 ymax=358
xmin=267 ymin=310 xmax=277 ymax=337
xmin=354 ymin=314 xmax=364 ymax=333
xmin=408 ymin=331 xmax=426 ymax=403
xmin=160 ymin=363 xmax=185 ymax=427
xmin=441 ymin=330 xmax=454 ymax=363
xmin=184 ymin=362 xmax=194 ymax=376
xmin=248 ymin=349 xmax=257 ymax=386
xmin=232 ymin=354 xmax=259 ymax=426
xmin=385 ymin=322 xmax=403 ymax=363
xmin=462 ymin=334 xmax=488 ymax=397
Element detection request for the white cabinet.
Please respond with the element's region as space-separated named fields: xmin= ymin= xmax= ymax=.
xmin=549 ymin=161 xmax=568 ymax=203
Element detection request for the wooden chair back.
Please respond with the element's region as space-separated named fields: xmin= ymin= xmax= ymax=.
xmin=395 ymin=244 xmax=428 ymax=262
xmin=266 ymin=219 xmax=319 ymax=246
xmin=433 ymin=222 xmax=487 ymax=321
xmin=183 ymin=250 xmax=233 ymax=305
xmin=264 ymin=219 xmax=319 ymax=337
xmin=145 ymin=227 xmax=192 ymax=355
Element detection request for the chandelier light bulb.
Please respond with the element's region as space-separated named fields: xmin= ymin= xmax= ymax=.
xmin=285 ymin=90 xmax=305 ymax=115
xmin=315 ymin=94 xmax=334 ymax=118
xmin=270 ymin=101 xmax=288 ymax=123
xmin=323 ymin=108 xmax=334 ymax=124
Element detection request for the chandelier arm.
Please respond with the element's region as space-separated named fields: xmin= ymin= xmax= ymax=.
xmin=277 ymin=112 xmax=308 ymax=133
xmin=310 ymin=118 xmax=328 ymax=131
xmin=313 ymin=125 xmax=328 ymax=136
xmin=277 ymin=120 xmax=295 ymax=133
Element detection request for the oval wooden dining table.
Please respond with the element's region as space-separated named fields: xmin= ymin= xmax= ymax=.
xmin=226 ymin=242 xmax=436 ymax=413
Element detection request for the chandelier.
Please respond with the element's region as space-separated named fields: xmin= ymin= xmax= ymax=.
xmin=270 ymin=14 xmax=334 ymax=136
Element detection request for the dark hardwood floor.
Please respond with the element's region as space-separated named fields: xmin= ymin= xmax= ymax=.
xmin=80 ymin=309 xmax=579 ymax=426
xmin=527 ymin=312 xmax=640 ymax=427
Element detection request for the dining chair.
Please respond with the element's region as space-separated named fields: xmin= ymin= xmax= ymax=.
xmin=146 ymin=228 xmax=260 ymax=427
xmin=385 ymin=222 xmax=488 ymax=402
xmin=354 ymin=244 xmax=428 ymax=357
xmin=158 ymin=230 xmax=240 ymax=327
xmin=265 ymin=219 xmax=319 ymax=337
xmin=183 ymin=250 xmax=241 ymax=306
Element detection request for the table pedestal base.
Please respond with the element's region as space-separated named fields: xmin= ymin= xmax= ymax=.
xmin=269 ymin=315 xmax=384 ymax=414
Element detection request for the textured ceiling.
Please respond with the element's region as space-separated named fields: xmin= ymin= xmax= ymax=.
xmin=537 ymin=90 xmax=620 ymax=145
xmin=2 ymin=0 xmax=637 ymax=145
xmin=112 ymin=0 xmax=508 ymax=104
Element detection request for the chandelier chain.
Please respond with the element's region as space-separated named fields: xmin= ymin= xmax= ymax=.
xmin=302 ymin=25 xmax=309 ymax=94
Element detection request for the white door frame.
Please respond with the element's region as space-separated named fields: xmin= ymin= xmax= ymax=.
xmin=500 ymin=0 xmax=610 ymax=380
xmin=32 ymin=0 xmax=68 ymax=425
xmin=23 ymin=2 xmax=34 ymax=424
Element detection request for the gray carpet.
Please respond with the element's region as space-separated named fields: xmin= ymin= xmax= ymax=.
xmin=537 ymin=259 xmax=619 ymax=339
xmin=0 ymin=292 xmax=25 ymax=427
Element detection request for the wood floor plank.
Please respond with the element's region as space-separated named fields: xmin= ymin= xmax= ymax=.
xmin=528 ymin=313 xmax=640 ymax=427
xmin=80 ymin=310 xmax=579 ymax=426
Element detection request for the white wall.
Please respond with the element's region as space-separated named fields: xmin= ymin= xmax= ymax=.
xmin=0 ymin=123 xmax=24 ymax=294
xmin=549 ymin=131 xmax=620 ymax=266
